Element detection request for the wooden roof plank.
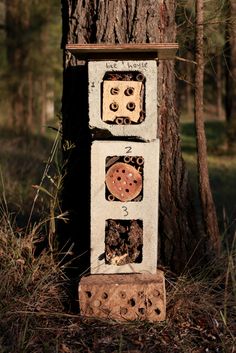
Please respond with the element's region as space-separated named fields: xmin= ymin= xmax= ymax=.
xmin=66 ymin=43 xmax=179 ymax=60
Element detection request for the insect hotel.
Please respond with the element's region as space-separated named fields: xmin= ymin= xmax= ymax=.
xmin=66 ymin=43 xmax=178 ymax=321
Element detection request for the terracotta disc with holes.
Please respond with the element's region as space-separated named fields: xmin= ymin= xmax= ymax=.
xmin=105 ymin=162 xmax=142 ymax=202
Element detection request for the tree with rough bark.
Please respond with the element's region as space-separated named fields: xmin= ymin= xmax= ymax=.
xmin=194 ymin=0 xmax=221 ymax=254
xmin=60 ymin=0 xmax=208 ymax=275
xmin=225 ymin=0 xmax=236 ymax=149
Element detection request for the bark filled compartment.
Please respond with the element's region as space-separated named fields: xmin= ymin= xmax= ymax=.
xmin=105 ymin=219 xmax=143 ymax=265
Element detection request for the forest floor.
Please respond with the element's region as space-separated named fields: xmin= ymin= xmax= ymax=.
xmin=0 ymin=122 xmax=235 ymax=353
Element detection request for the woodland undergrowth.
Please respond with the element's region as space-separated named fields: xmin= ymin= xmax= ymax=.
xmin=0 ymin=128 xmax=235 ymax=353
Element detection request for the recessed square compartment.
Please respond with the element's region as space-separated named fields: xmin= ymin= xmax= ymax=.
xmin=88 ymin=60 xmax=158 ymax=141
xmin=105 ymin=219 xmax=143 ymax=265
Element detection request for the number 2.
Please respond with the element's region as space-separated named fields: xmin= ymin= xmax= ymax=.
xmin=125 ymin=146 xmax=132 ymax=154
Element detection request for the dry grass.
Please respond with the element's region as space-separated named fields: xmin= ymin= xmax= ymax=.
xmin=0 ymin=208 xmax=235 ymax=353
xmin=0 ymin=126 xmax=235 ymax=352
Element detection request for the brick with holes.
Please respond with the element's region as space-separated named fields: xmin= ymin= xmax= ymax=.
xmin=79 ymin=272 xmax=166 ymax=322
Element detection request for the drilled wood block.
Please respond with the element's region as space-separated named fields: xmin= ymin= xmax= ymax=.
xmin=102 ymin=80 xmax=143 ymax=124
xmin=79 ymin=272 xmax=166 ymax=322
xmin=88 ymin=60 xmax=158 ymax=141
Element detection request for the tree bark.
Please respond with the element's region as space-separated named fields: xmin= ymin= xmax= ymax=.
xmin=194 ymin=0 xmax=220 ymax=254
xmin=61 ymin=0 xmax=201 ymax=274
xmin=224 ymin=0 xmax=236 ymax=149
xmin=186 ymin=51 xmax=193 ymax=117
xmin=216 ymin=53 xmax=223 ymax=120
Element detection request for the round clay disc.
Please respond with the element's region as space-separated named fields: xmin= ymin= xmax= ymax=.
xmin=105 ymin=162 xmax=142 ymax=202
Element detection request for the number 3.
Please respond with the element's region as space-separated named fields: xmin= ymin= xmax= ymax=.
xmin=122 ymin=206 xmax=128 ymax=217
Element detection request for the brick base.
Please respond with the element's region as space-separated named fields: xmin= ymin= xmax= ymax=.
xmin=79 ymin=271 xmax=166 ymax=322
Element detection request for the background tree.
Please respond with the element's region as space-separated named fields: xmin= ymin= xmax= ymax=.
xmin=3 ymin=0 xmax=61 ymax=133
xmin=194 ymin=0 xmax=221 ymax=254
xmin=61 ymin=0 xmax=203 ymax=274
xmin=225 ymin=0 xmax=236 ymax=149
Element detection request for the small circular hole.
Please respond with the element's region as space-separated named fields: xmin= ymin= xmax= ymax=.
xmin=119 ymin=291 xmax=126 ymax=299
xmin=133 ymin=180 xmax=137 ymax=184
xmin=138 ymin=308 xmax=145 ymax=315
xmin=110 ymin=87 xmax=119 ymax=95
xmin=110 ymin=102 xmax=119 ymax=111
xmin=126 ymin=102 xmax=136 ymax=111
xmin=136 ymin=73 xmax=144 ymax=81
xmin=124 ymin=87 xmax=134 ymax=96
xmin=115 ymin=117 xmax=124 ymax=125
xmin=124 ymin=117 xmax=131 ymax=125
xmin=122 ymin=170 xmax=125 ymax=173
xmin=120 ymin=307 xmax=128 ymax=315
xmin=86 ymin=291 xmax=92 ymax=298
xmin=128 ymin=298 xmax=136 ymax=307
xmin=155 ymin=308 xmax=161 ymax=315
xmin=117 ymin=177 xmax=121 ymax=181
xmin=102 ymin=292 xmax=108 ymax=299
xmin=125 ymin=189 xmax=129 ymax=193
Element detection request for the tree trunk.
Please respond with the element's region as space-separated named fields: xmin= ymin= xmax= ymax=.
xmin=40 ymin=78 xmax=47 ymax=134
xmin=186 ymin=51 xmax=193 ymax=117
xmin=224 ymin=0 xmax=236 ymax=149
xmin=27 ymin=71 xmax=33 ymax=132
xmin=216 ymin=53 xmax=223 ymax=121
xmin=194 ymin=0 xmax=220 ymax=254
xmin=61 ymin=0 xmax=201 ymax=274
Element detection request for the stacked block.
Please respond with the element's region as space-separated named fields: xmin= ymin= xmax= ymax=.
xmin=90 ymin=140 xmax=159 ymax=274
xmin=88 ymin=60 xmax=158 ymax=141
xmin=79 ymin=59 xmax=165 ymax=322
xmin=79 ymin=272 xmax=166 ymax=322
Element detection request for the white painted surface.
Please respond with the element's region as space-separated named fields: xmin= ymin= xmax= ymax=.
xmin=90 ymin=140 xmax=160 ymax=274
xmin=88 ymin=60 xmax=158 ymax=141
